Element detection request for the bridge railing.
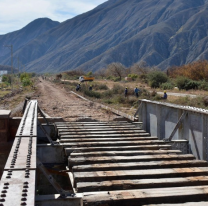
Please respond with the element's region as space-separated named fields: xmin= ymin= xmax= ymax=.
xmin=135 ymin=99 xmax=208 ymax=161
xmin=0 ymin=100 xmax=37 ymax=205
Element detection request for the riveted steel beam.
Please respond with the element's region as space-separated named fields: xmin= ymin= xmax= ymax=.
xmin=4 ymin=137 xmax=36 ymax=170
xmin=16 ymin=101 xmax=37 ymax=137
xmin=0 ymin=170 xmax=35 ymax=205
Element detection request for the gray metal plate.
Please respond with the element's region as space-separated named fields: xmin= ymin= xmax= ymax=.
xmin=5 ymin=137 xmax=37 ymax=170
xmin=16 ymin=101 xmax=37 ymax=137
xmin=0 ymin=170 xmax=35 ymax=206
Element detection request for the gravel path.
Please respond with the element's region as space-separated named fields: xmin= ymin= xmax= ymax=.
xmin=33 ymin=79 xmax=119 ymax=122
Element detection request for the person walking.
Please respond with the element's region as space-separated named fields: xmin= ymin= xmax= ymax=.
xmin=134 ymin=86 xmax=140 ymax=97
xmin=124 ymin=87 xmax=128 ymax=97
xmin=76 ymin=84 xmax=81 ymax=91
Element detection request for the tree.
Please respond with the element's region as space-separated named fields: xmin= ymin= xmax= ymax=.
xmin=130 ymin=61 xmax=151 ymax=75
xmin=106 ymin=62 xmax=126 ymax=81
xmin=95 ymin=68 xmax=106 ymax=79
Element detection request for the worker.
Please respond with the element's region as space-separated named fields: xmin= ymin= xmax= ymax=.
xmin=134 ymin=86 xmax=140 ymax=97
xmin=89 ymin=85 xmax=92 ymax=91
xmin=163 ymin=90 xmax=167 ymax=99
xmin=124 ymin=87 xmax=128 ymax=97
xmin=76 ymin=84 xmax=81 ymax=91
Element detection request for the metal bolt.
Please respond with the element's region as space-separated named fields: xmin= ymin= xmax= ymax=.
xmin=20 ymin=202 xmax=27 ymax=205
xmin=0 ymin=199 xmax=5 ymax=202
xmin=21 ymin=198 xmax=27 ymax=201
xmin=22 ymin=193 xmax=27 ymax=197
xmin=3 ymin=183 xmax=9 ymax=186
xmin=1 ymin=191 xmax=6 ymax=194
xmin=23 ymin=185 xmax=28 ymax=189
xmin=22 ymin=189 xmax=28 ymax=193
xmin=6 ymin=176 xmax=11 ymax=179
xmin=3 ymin=187 xmax=8 ymax=190
xmin=24 ymin=182 xmax=29 ymax=185
xmin=0 ymin=195 xmax=6 ymax=198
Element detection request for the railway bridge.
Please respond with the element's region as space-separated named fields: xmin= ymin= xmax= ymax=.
xmin=1 ymin=98 xmax=208 ymax=205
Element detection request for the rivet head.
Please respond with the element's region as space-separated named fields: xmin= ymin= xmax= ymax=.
xmin=0 ymin=194 xmax=6 ymax=198
xmin=20 ymin=202 xmax=27 ymax=205
xmin=1 ymin=191 xmax=7 ymax=194
xmin=22 ymin=193 xmax=27 ymax=197
xmin=0 ymin=199 xmax=5 ymax=202
xmin=4 ymin=183 xmax=9 ymax=186
xmin=21 ymin=198 xmax=27 ymax=201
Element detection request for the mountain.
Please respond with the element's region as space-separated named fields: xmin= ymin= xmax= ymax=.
xmin=0 ymin=18 xmax=60 ymax=69
xmin=1 ymin=0 xmax=208 ymax=73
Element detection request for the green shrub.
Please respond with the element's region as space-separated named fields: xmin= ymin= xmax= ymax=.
xmin=102 ymin=90 xmax=114 ymax=98
xmin=2 ymin=75 xmax=11 ymax=84
xmin=199 ymin=80 xmax=208 ymax=91
xmin=20 ymin=73 xmax=30 ymax=82
xmin=160 ymin=82 xmax=174 ymax=90
xmin=112 ymin=85 xmax=125 ymax=94
xmin=93 ymin=83 xmax=108 ymax=90
xmin=22 ymin=77 xmax=32 ymax=87
xmin=184 ymin=80 xmax=199 ymax=90
xmin=175 ymin=77 xmax=199 ymax=90
xmin=112 ymin=95 xmax=126 ymax=104
xmin=103 ymin=99 xmax=113 ymax=104
xmin=147 ymin=71 xmax=168 ymax=88
xmin=98 ymin=84 xmax=108 ymax=90
xmin=128 ymin=74 xmax=138 ymax=80
xmin=113 ymin=77 xmax=121 ymax=82
xmin=83 ymin=90 xmax=101 ymax=98
xmin=175 ymin=77 xmax=190 ymax=90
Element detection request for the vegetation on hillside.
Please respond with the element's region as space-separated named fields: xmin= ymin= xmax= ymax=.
xmin=54 ymin=60 xmax=208 ymax=110
xmin=0 ymin=72 xmax=36 ymax=99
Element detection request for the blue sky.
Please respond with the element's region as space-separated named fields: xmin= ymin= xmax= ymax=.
xmin=0 ymin=0 xmax=107 ymax=35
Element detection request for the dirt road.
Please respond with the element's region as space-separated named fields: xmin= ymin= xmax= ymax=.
xmin=34 ymin=79 xmax=119 ymax=121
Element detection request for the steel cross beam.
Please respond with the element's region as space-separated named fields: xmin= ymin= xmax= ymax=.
xmin=37 ymin=158 xmax=72 ymax=198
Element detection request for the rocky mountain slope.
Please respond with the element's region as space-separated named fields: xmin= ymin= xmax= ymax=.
xmin=1 ymin=0 xmax=208 ymax=73
xmin=0 ymin=18 xmax=60 ymax=70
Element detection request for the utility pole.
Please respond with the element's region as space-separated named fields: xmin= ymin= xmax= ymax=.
xmin=18 ymin=56 xmax=19 ymax=73
xmin=4 ymin=44 xmax=13 ymax=90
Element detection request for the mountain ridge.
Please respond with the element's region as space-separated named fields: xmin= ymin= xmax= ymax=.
xmin=1 ymin=0 xmax=208 ymax=73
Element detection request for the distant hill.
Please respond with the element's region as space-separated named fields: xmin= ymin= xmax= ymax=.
xmin=0 ymin=18 xmax=60 ymax=69
xmin=1 ymin=0 xmax=208 ymax=73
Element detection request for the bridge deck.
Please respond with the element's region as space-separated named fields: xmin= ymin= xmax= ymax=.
xmin=56 ymin=121 xmax=208 ymax=206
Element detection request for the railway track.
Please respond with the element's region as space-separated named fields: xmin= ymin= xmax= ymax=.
xmin=55 ymin=121 xmax=208 ymax=205
xmin=2 ymin=100 xmax=208 ymax=205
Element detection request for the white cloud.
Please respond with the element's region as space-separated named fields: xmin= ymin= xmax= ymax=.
xmin=0 ymin=0 xmax=107 ymax=34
